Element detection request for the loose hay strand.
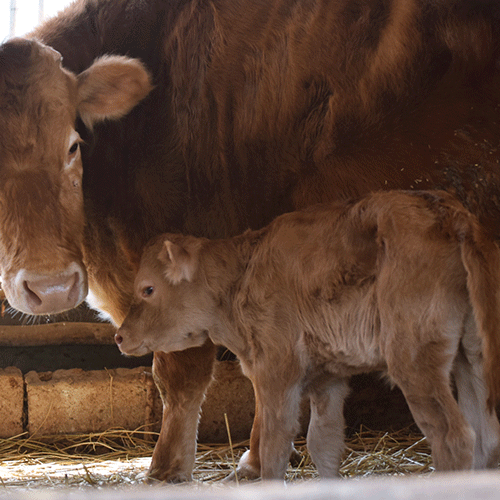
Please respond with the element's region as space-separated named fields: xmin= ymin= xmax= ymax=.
xmin=0 ymin=426 xmax=433 ymax=489
xmin=224 ymin=413 xmax=239 ymax=485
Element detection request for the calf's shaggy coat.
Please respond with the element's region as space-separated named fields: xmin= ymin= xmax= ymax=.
xmin=116 ymin=190 xmax=500 ymax=479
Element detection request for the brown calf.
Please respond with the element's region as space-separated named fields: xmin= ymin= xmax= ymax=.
xmin=116 ymin=190 xmax=500 ymax=479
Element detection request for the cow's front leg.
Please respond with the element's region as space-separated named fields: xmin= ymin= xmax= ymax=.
xmin=148 ymin=339 xmax=217 ymax=482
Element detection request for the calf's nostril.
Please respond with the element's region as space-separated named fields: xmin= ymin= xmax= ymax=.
xmin=115 ymin=333 xmax=123 ymax=345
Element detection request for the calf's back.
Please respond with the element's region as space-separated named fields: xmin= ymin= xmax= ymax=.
xmin=227 ymin=192 xmax=500 ymax=394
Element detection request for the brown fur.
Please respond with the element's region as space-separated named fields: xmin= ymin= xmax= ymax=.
xmin=0 ymin=39 xmax=152 ymax=316
xmin=1 ymin=0 xmax=500 ymax=481
xmin=117 ymin=190 xmax=500 ymax=478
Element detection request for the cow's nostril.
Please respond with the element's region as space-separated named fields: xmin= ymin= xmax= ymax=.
xmin=67 ymin=272 xmax=80 ymax=305
xmin=23 ymin=281 xmax=42 ymax=306
xmin=115 ymin=333 xmax=123 ymax=345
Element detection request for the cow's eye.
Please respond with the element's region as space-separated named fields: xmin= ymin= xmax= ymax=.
xmin=69 ymin=142 xmax=79 ymax=155
xmin=142 ymin=286 xmax=154 ymax=298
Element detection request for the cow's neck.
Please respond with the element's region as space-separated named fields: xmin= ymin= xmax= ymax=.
xmin=29 ymin=0 xmax=187 ymax=73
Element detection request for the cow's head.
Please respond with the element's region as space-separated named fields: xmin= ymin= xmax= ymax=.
xmin=0 ymin=38 xmax=152 ymax=314
xmin=115 ymin=234 xmax=212 ymax=356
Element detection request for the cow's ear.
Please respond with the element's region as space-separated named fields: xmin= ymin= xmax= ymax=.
xmin=76 ymin=55 xmax=153 ymax=129
xmin=159 ymin=240 xmax=199 ymax=284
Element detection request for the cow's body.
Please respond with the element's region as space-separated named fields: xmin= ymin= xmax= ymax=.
xmin=1 ymin=0 xmax=500 ymax=481
xmin=116 ymin=190 xmax=500 ymax=479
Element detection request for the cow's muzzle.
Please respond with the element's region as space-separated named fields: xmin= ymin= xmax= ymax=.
xmin=7 ymin=262 xmax=88 ymax=315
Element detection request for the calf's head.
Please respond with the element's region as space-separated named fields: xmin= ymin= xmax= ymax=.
xmin=0 ymin=38 xmax=152 ymax=314
xmin=115 ymin=235 xmax=213 ymax=356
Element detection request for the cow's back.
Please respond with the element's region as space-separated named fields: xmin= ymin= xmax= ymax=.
xmin=32 ymin=0 xmax=500 ymax=271
xmin=171 ymin=0 xmax=500 ymax=231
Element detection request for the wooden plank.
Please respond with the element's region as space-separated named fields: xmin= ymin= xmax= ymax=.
xmin=0 ymin=322 xmax=116 ymax=346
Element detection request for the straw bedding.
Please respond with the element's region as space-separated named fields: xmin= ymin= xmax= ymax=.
xmin=0 ymin=426 xmax=433 ymax=490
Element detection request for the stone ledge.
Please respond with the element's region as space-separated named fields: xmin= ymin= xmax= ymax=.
xmin=0 ymin=361 xmax=410 ymax=442
xmin=0 ymin=361 xmax=256 ymax=442
xmin=0 ymin=367 xmax=24 ymax=438
xmin=25 ymin=367 xmax=158 ymax=435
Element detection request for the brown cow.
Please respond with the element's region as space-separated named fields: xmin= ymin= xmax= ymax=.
xmin=116 ymin=190 xmax=500 ymax=479
xmin=0 ymin=40 xmax=153 ymax=315
xmin=1 ymin=0 xmax=500 ymax=482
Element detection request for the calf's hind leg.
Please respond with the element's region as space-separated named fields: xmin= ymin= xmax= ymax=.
xmin=227 ymin=393 xmax=262 ymax=480
xmin=452 ymin=320 xmax=500 ymax=468
xmin=306 ymin=377 xmax=350 ymax=478
xmin=391 ymin=363 xmax=475 ymax=470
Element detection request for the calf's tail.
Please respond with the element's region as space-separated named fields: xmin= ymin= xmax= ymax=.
xmin=456 ymin=210 xmax=500 ymax=410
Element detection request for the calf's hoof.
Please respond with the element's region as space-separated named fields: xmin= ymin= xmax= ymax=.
xmin=146 ymin=467 xmax=193 ymax=484
xmin=223 ymin=450 xmax=261 ymax=482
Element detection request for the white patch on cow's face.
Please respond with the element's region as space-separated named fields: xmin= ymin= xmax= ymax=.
xmin=86 ymin=288 xmax=117 ymax=326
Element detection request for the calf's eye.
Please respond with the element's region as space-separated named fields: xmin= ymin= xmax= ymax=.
xmin=142 ymin=286 xmax=154 ymax=298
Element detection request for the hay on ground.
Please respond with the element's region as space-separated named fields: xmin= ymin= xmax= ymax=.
xmin=0 ymin=427 xmax=432 ymax=490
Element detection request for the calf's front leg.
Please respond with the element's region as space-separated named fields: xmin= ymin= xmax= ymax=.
xmin=227 ymin=390 xmax=303 ymax=481
xmin=148 ymin=340 xmax=217 ymax=482
xmin=229 ymin=392 xmax=262 ymax=480
xmin=256 ymin=380 xmax=302 ymax=480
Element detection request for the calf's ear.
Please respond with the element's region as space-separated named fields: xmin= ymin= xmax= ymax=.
xmin=159 ymin=240 xmax=199 ymax=284
xmin=76 ymin=55 xmax=153 ymax=129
